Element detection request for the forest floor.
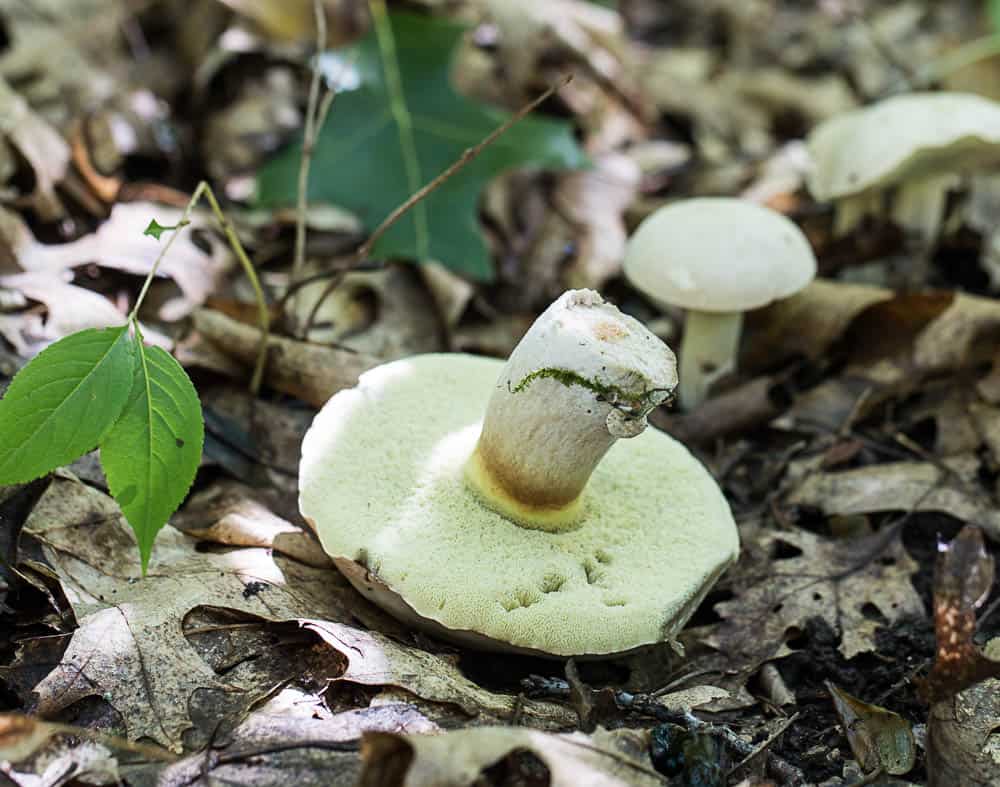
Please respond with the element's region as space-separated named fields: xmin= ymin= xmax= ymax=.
xmin=3 ymin=1 xmax=1000 ymax=785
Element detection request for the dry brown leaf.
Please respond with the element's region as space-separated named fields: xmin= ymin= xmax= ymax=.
xmin=558 ymin=152 xmax=640 ymax=292
xmin=0 ymin=713 xmax=56 ymax=763
xmin=172 ymin=480 xmax=332 ymax=568
xmin=13 ymin=202 xmax=233 ymax=321
xmin=0 ymin=271 xmax=124 ymax=355
xmin=22 ymin=475 xmax=571 ymax=750
xmin=289 ymin=263 xmax=445 ymax=359
xmin=358 ymin=725 xmax=665 ymax=787
xmin=215 ymin=0 xmax=365 ymax=43
xmin=787 ymin=457 xmax=1000 ymax=540
xmin=744 ymin=279 xmax=893 ymax=371
xmin=708 ymin=526 xmax=923 ymax=669
xmin=826 ymin=681 xmax=916 ymax=777
xmin=304 ymin=620 xmax=572 ymax=729
xmin=0 ymin=76 xmax=69 ymax=220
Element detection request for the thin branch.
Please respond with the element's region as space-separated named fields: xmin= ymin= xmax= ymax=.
xmin=200 ymin=184 xmax=271 ymax=395
xmin=356 ymin=73 xmax=574 ymax=262
xmin=292 ymin=0 xmax=330 ymax=288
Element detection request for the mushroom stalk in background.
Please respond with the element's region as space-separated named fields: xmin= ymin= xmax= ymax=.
xmin=807 ymin=92 xmax=1000 ymax=252
xmin=466 ymin=289 xmax=677 ymax=531
xmin=676 ymin=309 xmax=743 ymax=410
xmin=623 ymin=198 xmax=817 ymax=411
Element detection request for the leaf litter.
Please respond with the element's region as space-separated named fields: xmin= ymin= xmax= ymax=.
xmin=3 ymin=0 xmax=1000 ymax=785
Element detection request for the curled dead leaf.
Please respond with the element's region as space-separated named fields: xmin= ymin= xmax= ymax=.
xmin=826 ymin=681 xmax=915 ymax=777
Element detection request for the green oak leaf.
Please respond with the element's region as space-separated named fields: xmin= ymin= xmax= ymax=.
xmin=100 ymin=334 xmax=204 ymax=572
xmin=0 ymin=326 xmax=135 ymax=484
xmin=255 ymin=11 xmax=588 ymax=281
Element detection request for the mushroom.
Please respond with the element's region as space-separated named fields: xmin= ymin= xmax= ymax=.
xmin=623 ymin=198 xmax=816 ymax=411
xmin=299 ymin=289 xmax=739 ymax=657
xmin=807 ymin=92 xmax=1000 ymax=244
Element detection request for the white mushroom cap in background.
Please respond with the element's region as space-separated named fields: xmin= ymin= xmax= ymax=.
xmin=623 ymin=198 xmax=817 ymax=313
xmin=807 ymin=92 xmax=1000 ymax=202
xmin=623 ymin=198 xmax=817 ymax=410
xmin=299 ymin=352 xmax=739 ymax=657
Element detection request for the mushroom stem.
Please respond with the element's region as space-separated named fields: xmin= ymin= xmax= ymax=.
xmin=832 ymin=191 xmax=882 ymax=237
xmin=465 ymin=289 xmax=677 ymax=532
xmin=891 ymin=173 xmax=959 ymax=286
xmin=677 ymin=310 xmax=743 ymax=411
xmin=891 ymin=173 xmax=958 ymax=247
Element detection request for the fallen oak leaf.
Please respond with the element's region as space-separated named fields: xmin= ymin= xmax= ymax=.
xmin=918 ymin=526 xmax=1000 ymax=704
xmin=707 ymin=525 xmax=923 ymax=671
xmin=303 ymin=619 xmax=573 ymax=728
xmin=22 ymin=475 xmax=391 ymax=750
xmin=0 ymin=76 xmax=69 ymax=221
xmin=787 ymin=456 xmax=1000 ymax=541
xmin=10 ymin=202 xmax=233 ymax=321
xmin=22 ymin=475 xmax=572 ymax=750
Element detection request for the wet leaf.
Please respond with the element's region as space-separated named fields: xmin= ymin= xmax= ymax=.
xmin=826 ymin=681 xmax=915 ymax=776
xmin=709 ymin=526 xmax=923 ymax=669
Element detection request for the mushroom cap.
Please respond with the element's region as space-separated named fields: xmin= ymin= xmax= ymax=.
xmin=299 ymin=353 xmax=739 ymax=657
xmin=623 ymin=198 xmax=817 ymax=313
xmin=807 ymin=92 xmax=1000 ymax=201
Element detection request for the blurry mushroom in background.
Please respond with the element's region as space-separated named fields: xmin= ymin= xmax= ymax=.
xmin=623 ymin=198 xmax=817 ymax=411
xmin=807 ymin=92 xmax=1000 ymax=245
xmin=299 ymin=289 xmax=739 ymax=658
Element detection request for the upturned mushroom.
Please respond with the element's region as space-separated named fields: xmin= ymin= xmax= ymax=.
xmin=299 ymin=289 xmax=739 ymax=657
xmin=807 ymin=92 xmax=1000 ymax=243
xmin=623 ymin=198 xmax=816 ymax=411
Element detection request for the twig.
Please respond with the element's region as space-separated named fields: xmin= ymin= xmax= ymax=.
xmin=199 ymin=185 xmax=271 ymax=395
xmin=726 ymin=712 xmax=799 ymax=778
xmin=291 ymin=0 xmax=330 ymax=308
xmin=355 ymin=72 xmax=574 ymax=262
xmin=520 ymin=676 xmax=805 ymax=784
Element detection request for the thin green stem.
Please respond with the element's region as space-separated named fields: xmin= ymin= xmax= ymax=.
xmin=129 ymin=181 xmax=270 ymax=396
xmin=368 ymin=0 xmax=428 ymax=257
xmin=200 ymin=184 xmax=271 ymax=395
xmin=128 ymin=182 xmax=206 ymax=323
xmin=292 ymin=0 xmax=328 ymax=287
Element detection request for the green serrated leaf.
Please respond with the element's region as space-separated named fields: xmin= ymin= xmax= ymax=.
xmin=0 ymin=326 xmax=135 ymax=484
xmin=100 ymin=336 xmax=203 ymax=572
xmin=992 ymin=0 xmax=1000 ymax=33
xmin=143 ymin=218 xmax=186 ymax=241
xmin=255 ymin=11 xmax=588 ymax=281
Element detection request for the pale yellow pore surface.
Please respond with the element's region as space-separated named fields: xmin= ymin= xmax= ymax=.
xmin=299 ymin=354 xmax=739 ymax=656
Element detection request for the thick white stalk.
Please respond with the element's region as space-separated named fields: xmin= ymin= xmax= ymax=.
xmin=891 ymin=173 xmax=959 ymax=246
xmin=466 ymin=289 xmax=678 ymax=532
xmin=677 ymin=310 xmax=742 ymax=411
xmin=832 ymin=191 xmax=882 ymax=237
